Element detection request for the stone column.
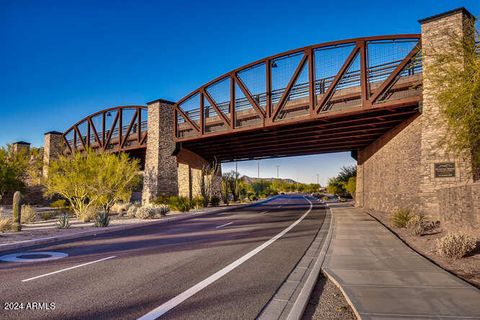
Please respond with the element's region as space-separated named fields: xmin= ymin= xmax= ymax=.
xmin=419 ymin=8 xmax=476 ymax=218
xmin=43 ymin=131 xmax=64 ymax=178
xmin=12 ymin=141 xmax=30 ymax=156
xmin=142 ymin=99 xmax=179 ymax=204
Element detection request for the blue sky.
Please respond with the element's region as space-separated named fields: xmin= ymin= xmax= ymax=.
xmin=1 ymin=0 xmax=479 ymax=184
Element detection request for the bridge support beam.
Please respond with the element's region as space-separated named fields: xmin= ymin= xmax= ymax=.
xmin=43 ymin=131 xmax=64 ymax=178
xmin=356 ymin=8 xmax=477 ymax=225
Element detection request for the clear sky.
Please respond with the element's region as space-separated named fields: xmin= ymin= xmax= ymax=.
xmin=1 ymin=0 xmax=479 ymax=184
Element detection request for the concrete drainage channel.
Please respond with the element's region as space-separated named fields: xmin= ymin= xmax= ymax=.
xmin=258 ymin=204 xmax=334 ymax=320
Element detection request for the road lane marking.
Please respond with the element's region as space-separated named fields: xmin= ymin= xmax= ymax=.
xmin=260 ymin=211 xmax=269 ymax=214
xmin=138 ymin=196 xmax=313 ymax=320
xmin=216 ymin=222 xmax=233 ymax=229
xmin=22 ymin=256 xmax=116 ymax=282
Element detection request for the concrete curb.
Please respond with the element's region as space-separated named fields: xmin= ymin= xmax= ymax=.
xmin=285 ymin=207 xmax=333 ymax=320
xmin=0 ymin=196 xmax=278 ymax=254
xmin=258 ymin=200 xmax=333 ymax=320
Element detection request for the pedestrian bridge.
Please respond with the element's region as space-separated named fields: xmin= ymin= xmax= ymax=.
xmin=63 ymin=34 xmax=422 ymax=162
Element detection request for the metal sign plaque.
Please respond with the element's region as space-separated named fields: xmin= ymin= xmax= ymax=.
xmin=434 ymin=162 xmax=455 ymax=178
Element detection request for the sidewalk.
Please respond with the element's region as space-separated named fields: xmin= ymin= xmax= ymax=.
xmin=323 ymin=205 xmax=480 ymax=320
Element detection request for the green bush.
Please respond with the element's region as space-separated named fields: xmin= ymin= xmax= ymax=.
xmin=21 ymin=205 xmax=37 ymax=223
xmin=152 ymin=195 xmax=170 ymax=205
xmin=391 ymin=208 xmax=414 ymax=228
xmin=94 ymin=212 xmax=110 ymax=227
xmin=50 ymin=199 xmax=67 ymax=208
xmin=436 ymin=232 xmax=477 ymax=259
xmin=168 ymin=196 xmax=191 ymax=212
xmin=135 ymin=204 xmax=170 ymax=219
xmin=210 ymin=196 xmax=220 ymax=207
xmin=57 ymin=213 xmax=71 ymax=229
xmin=40 ymin=211 xmax=56 ymax=221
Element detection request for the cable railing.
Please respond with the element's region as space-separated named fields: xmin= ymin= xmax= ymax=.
xmin=178 ymin=57 xmax=422 ymax=125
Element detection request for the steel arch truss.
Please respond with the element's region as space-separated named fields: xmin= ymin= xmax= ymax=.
xmin=174 ymin=35 xmax=422 ymax=142
xmin=63 ymin=106 xmax=148 ymax=153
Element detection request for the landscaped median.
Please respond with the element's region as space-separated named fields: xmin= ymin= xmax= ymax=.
xmin=0 ymin=196 xmax=278 ymax=254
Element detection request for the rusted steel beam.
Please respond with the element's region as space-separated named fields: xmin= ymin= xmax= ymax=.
xmin=104 ymin=111 xmax=119 ymax=149
xmin=233 ymin=73 xmax=266 ymax=118
xmin=230 ymin=75 xmax=236 ymax=129
xmin=87 ymin=118 xmax=101 ymax=147
xmin=370 ymin=43 xmax=421 ymax=104
xmin=137 ymin=107 xmax=142 ymax=143
xmin=200 ymin=91 xmax=205 ymax=135
xmin=121 ymin=109 xmax=139 ymax=149
xmin=266 ymin=59 xmax=272 ymax=120
xmin=175 ymin=105 xmax=200 ymax=133
xmin=316 ymin=45 xmax=360 ymax=113
xmin=203 ymin=89 xmax=231 ymax=127
xmin=308 ymin=48 xmax=316 ymax=115
xmin=73 ymin=125 xmax=86 ymax=150
xmin=359 ymin=40 xmax=370 ymax=107
xmin=272 ymin=54 xmax=308 ymax=121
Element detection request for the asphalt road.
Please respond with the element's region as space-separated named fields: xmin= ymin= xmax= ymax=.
xmin=0 ymin=195 xmax=326 ymax=320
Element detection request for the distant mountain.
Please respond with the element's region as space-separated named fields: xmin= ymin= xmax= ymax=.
xmin=240 ymin=175 xmax=298 ymax=184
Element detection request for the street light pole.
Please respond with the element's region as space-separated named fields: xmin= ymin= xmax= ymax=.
xmin=276 ymin=165 xmax=280 ymax=178
xmin=257 ymin=160 xmax=260 ymax=179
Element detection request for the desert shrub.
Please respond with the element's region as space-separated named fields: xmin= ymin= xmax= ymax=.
xmin=210 ymin=196 xmax=220 ymax=207
xmin=135 ymin=205 xmax=156 ymax=219
xmin=191 ymin=196 xmax=205 ymax=210
xmin=247 ymin=193 xmax=258 ymax=201
xmin=57 ymin=213 xmax=71 ymax=229
xmin=21 ymin=205 xmax=37 ymax=223
xmin=157 ymin=204 xmax=170 ymax=216
xmin=436 ymin=232 xmax=477 ymax=259
xmin=50 ymin=199 xmax=67 ymax=208
xmin=322 ymin=196 xmax=329 ymax=201
xmin=111 ymin=202 xmax=131 ymax=215
xmin=40 ymin=211 xmax=56 ymax=221
xmin=391 ymin=208 xmax=413 ymax=228
xmin=81 ymin=206 xmax=98 ymax=222
xmin=94 ymin=212 xmax=110 ymax=227
xmin=406 ymin=213 xmax=426 ymax=236
xmin=0 ymin=217 xmax=12 ymax=232
xmin=127 ymin=205 xmax=139 ymax=218
xmin=168 ymin=196 xmax=191 ymax=212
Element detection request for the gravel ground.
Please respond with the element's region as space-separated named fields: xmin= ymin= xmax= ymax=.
xmin=303 ymin=273 xmax=356 ymax=320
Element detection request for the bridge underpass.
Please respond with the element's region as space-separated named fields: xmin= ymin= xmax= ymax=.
xmin=43 ymin=8 xmax=477 ymax=223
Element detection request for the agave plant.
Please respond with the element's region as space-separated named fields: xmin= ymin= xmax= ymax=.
xmin=94 ymin=212 xmax=110 ymax=227
xmin=57 ymin=213 xmax=71 ymax=229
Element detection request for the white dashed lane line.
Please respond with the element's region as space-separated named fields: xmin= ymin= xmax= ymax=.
xmin=216 ymin=222 xmax=233 ymax=229
xmin=22 ymin=256 xmax=117 ymax=282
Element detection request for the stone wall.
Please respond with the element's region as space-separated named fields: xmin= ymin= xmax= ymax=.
xmin=357 ymin=115 xmax=422 ymax=213
xmin=437 ymin=183 xmax=480 ymax=234
xmin=177 ymin=148 xmax=221 ymax=199
xmin=418 ymin=8 xmax=476 ymax=217
xmin=356 ymin=8 xmax=478 ymax=223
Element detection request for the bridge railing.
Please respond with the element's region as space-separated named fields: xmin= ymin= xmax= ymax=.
xmin=63 ymin=106 xmax=148 ymax=153
xmin=174 ymin=35 xmax=422 ymax=141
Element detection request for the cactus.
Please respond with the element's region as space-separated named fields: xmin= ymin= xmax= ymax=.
xmin=11 ymin=191 xmax=22 ymax=232
xmin=94 ymin=212 xmax=110 ymax=227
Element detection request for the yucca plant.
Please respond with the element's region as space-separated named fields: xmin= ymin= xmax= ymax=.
xmin=391 ymin=208 xmax=413 ymax=228
xmin=57 ymin=213 xmax=71 ymax=229
xmin=94 ymin=212 xmax=110 ymax=227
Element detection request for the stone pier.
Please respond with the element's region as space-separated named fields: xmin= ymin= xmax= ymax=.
xmin=356 ymin=8 xmax=477 ymax=224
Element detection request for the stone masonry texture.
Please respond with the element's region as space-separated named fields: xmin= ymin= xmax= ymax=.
xmin=357 ymin=9 xmax=479 ymax=225
xmin=42 ymin=132 xmax=64 ymax=178
xmin=142 ymin=101 xmax=179 ymax=203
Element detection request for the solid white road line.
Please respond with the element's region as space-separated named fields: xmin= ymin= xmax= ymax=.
xmin=22 ymin=256 xmax=117 ymax=282
xmin=259 ymin=210 xmax=269 ymax=214
xmin=216 ymin=222 xmax=233 ymax=229
xmin=137 ymin=196 xmax=313 ymax=320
